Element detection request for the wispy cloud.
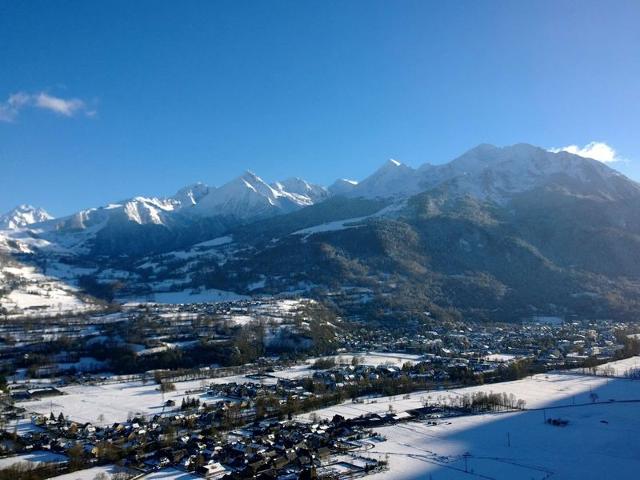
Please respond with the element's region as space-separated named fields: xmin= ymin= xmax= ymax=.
xmin=0 ymin=91 xmax=95 ymax=122
xmin=549 ymin=142 xmax=623 ymax=163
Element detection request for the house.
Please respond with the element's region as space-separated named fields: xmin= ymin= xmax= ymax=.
xmin=198 ymin=461 xmax=230 ymax=478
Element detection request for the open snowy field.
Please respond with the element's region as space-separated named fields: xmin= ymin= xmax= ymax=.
xmin=0 ymin=451 xmax=67 ymax=469
xmin=365 ymin=398 xmax=640 ymax=480
xmin=587 ymin=355 xmax=640 ymax=376
xmin=18 ymin=351 xmax=421 ymax=425
xmin=302 ymin=357 xmax=640 ymax=479
xmin=301 ymin=369 xmax=640 ymax=421
xmin=50 ymin=465 xmax=133 ymax=480
xmin=0 ymin=264 xmax=99 ymax=318
xmin=311 ymin=351 xmax=423 ymax=368
xmin=22 ymin=356 xmax=640 ymax=426
xmin=21 ymin=377 xmax=225 ymax=425
xmin=21 ymin=369 xmax=289 ymax=425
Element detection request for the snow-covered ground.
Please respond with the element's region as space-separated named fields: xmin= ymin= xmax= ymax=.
xmin=308 ymin=352 xmax=423 ymax=368
xmin=21 ymin=377 xmax=223 ymax=425
xmin=16 ymin=356 xmax=640 ymax=480
xmin=365 ymin=399 xmax=640 ymax=480
xmin=21 ymin=371 xmax=286 ymax=425
xmin=303 ymin=357 xmax=640 ymax=480
xmin=0 ymin=451 xmax=67 ymax=469
xmin=49 ymin=465 xmax=133 ymax=480
xmin=124 ymin=288 xmax=248 ymax=304
xmin=7 ymin=418 xmax=44 ymax=436
xmin=483 ymin=353 xmax=519 ymax=363
xmin=586 ymin=355 xmax=640 ymax=376
xmin=0 ymin=263 xmax=98 ymax=318
xmin=24 ymin=356 xmax=640 ymax=427
xmin=291 ymin=216 xmax=369 ymax=239
xmin=290 ymin=201 xmax=406 ymax=239
xmin=138 ymin=467 xmax=201 ymax=480
xmin=301 ymin=369 xmax=640 ymax=422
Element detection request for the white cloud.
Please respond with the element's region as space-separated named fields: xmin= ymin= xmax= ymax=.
xmin=549 ymin=142 xmax=622 ymax=163
xmin=34 ymin=92 xmax=86 ymax=116
xmin=0 ymin=93 xmax=30 ymax=122
xmin=0 ymin=91 xmax=94 ymax=122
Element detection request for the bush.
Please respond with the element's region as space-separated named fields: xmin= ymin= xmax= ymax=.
xmin=311 ymin=357 xmax=336 ymax=370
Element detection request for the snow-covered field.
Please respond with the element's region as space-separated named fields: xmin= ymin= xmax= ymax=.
xmin=586 ymin=355 xmax=640 ymax=377
xmin=0 ymin=264 xmax=98 ymax=318
xmin=124 ymin=288 xmax=248 ymax=304
xmin=7 ymin=418 xmax=44 ymax=435
xmin=304 ymin=351 xmax=422 ymax=369
xmin=334 ymin=352 xmax=423 ymax=367
xmin=21 ymin=370 xmax=289 ymax=425
xmin=21 ymin=378 xmax=223 ymax=425
xmin=19 ymin=351 xmax=419 ymax=425
xmin=0 ymin=451 xmax=67 ymax=469
xmin=304 ymin=358 xmax=640 ymax=480
xmin=269 ymin=351 xmax=422 ymax=380
xmin=16 ymin=356 xmax=640 ymax=479
xmin=365 ymin=399 xmax=640 ymax=479
xmin=50 ymin=465 xmax=133 ymax=480
xmin=483 ymin=353 xmax=519 ymax=363
xmin=301 ymin=369 xmax=640 ymax=421
xmin=22 ymin=358 xmax=638 ymax=428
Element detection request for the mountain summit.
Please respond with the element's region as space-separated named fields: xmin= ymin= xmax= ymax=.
xmin=0 ymin=204 xmax=53 ymax=229
xmin=2 ymin=142 xmax=640 ymax=322
xmin=192 ymin=171 xmax=321 ymax=219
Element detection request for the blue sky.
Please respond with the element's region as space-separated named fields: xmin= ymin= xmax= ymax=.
xmin=1 ymin=0 xmax=639 ymax=216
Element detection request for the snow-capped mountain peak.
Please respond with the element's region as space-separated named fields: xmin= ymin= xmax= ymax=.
xmin=173 ymin=182 xmax=210 ymax=208
xmin=0 ymin=204 xmax=53 ymax=229
xmin=328 ymin=178 xmax=358 ymax=196
xmin=4 ymin=142 xmax=638 ymax=261
xmin=430 ymin=143 xmax=640 ymax=202
xmin=348 ymin=158 xmax=422 ymax=199
xmin=192 ymin=170 xmax=318 ymax=219
xmin=272 ymin=177 xmax=329 ymax=203
xmin=121 ymin=197 xmax=177 ymax=225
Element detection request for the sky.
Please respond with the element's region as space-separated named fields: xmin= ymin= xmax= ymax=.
xmin=0 ymin=0 xmax=639 ymax=216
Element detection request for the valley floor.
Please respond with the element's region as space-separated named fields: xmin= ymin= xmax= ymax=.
xmin=366 ymin=399 xmax=640 ymax=480
xmin=298 ymin=358 xmax=640 ymax=480
xmin=15 ymin=357 xmax=640 ymax=479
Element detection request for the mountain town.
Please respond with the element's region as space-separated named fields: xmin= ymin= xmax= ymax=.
xmin=2 ymin=1 xmax=640 ymax=479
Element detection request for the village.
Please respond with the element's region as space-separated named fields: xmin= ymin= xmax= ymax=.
xmin=0 ymin=299 xmax=639 ymax=479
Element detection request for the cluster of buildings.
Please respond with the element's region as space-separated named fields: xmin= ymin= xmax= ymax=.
xmin=0 ymin=404 xmax=387 ymax=479
xmin=338 ymin=318 xmax=633 ymax=370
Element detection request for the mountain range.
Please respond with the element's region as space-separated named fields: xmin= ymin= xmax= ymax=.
xmin=2 ymin=143 xmax=640 ymax=323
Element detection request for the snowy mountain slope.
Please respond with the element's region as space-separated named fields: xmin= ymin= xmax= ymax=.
xmin=3 ymin=142 xmax=640 ymax=321
xmin=3 ymin=143 xmax=637 ymax=255
xmin=328 ymin=178 xmax=358 ymax=196
xmin=0 ymin=197 xmax=182 ymax=256
xmin=0 ymin=172 xmax=329 ymax=259
xmin=338 ymin=144 xmax=640 ymax=203
xmin=172 ymin=182 xmax=211 ymax=208
xmin=272 ymin=177 xmax=329 ymax=203
xmin=346 ymin=159 xmax=424 ymax=199
xmin=425 ymin=143 xmax=640 ymax=203
xmin=192 ymin=171 xmax=318 ymax=219
xmin=0 ymin=205 xmax=53 ymax=229
xmin=0 ymin=254 xmax=101 ymax=318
